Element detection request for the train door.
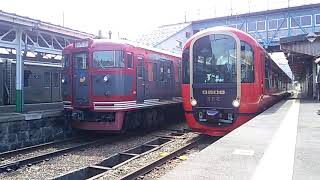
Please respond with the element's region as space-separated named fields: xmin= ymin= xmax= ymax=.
xmin=43 ymin=71 xmax=52 ymax=102
xmin=167 ymin=60 xmax=174 ymax=99
xmin=159 ymin=61 xmax=165 ymax=100
xmin=51 ymin=71 xmax=61 ymax=102
xmin=72 ymin=52 xmax=89 ymax=106
xmin=136 ymin=56 xmax=145 ymax=103
xmin=0 ymin=61 xmax=3 ymax=105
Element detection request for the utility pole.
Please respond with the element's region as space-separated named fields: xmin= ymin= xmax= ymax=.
xmin=230 ymin=0 xmax=233 ymax=16
xmin=62 ymin=11 xmax=65 ymax=27
xmin=108 ymin=30 xmax=112 ymax=39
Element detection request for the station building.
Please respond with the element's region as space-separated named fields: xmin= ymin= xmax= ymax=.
xmin=137 ymin=3 xmax=320 ymax=99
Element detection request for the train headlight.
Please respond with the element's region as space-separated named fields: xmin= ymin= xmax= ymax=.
xmin=103 ymin=75 xmax=110 ymax=82
xmin=61 ymin=78 xmax=65 ymax=83
xmin=190 ymin=99 xmax=197 ymax=106
xmin=80 ymin=76 xmax=86 ymax=83
xmin=232 ymin=99 xmax=240 ymax=108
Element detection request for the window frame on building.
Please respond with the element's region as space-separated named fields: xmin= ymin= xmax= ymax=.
xmin=300 ymin=15 xmax=312 ymax=27
xmin=278 ymin=18 xmax=288 ymax=29
xmin=290 ymin=15 xmax=313 ymax=28
xmin=268 ymin=19 xmax=278 ymax=30
xmin=257 ymin=20 xmax=266 ymax=31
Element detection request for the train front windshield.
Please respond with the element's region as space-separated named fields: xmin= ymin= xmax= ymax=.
xmin=193 ymin=34 xmax=236 ymax=84
xmin=93 ymin=50 xmax=124 ymax=68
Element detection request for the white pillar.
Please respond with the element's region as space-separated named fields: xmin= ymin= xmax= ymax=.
xmin=16 ymin=28 xmax=24 ymax=112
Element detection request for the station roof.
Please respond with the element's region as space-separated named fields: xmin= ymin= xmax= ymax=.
xmin=136 ymin=22 xmax=191 ymax=47
xmin=0 ymin=10 xmax=95 ymax=39
xmin=280 ymin=33 xmax=320 ymax=81
xmin=191 ymin=3 xmax=320 ymax=25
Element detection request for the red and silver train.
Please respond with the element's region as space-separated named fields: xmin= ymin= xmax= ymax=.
xmin=182 ymin=27 xmax=291 ymax=136
xmin=62 ymin=39 xmax=182 ymax=131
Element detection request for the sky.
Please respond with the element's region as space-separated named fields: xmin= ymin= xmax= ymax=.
xmin=1 ymin=0 xmax=319 ymax=40
xmin=2 ymin=0 xmax=315 ymax=78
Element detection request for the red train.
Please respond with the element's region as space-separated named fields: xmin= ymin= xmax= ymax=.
xmin=181 ymin=27 xmax=291 ymax=136
xmin=62 ymin=39 xmax=182 ymax=131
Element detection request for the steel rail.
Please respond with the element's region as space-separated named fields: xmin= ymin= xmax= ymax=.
xmin=118 ymin=136 xmax=203 ymax=180
xmin=0 ymin=138 xmax=108 ymax=173
xmin=0 ymin=136 xmax=89 ymax=158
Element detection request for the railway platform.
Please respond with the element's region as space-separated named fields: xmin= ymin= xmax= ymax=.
xmin=0 ymin=102 xmax=63 ymax=121
xmin=0 ymin=102 xmax=73 ymax=152
xmin=160 ymin=96 xmax=320 ymax=180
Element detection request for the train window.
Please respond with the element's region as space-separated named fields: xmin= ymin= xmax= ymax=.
xmin=24 ymin=70 xmax=32 ymax=87
xmin=177 ymin=62 xmax=182 ymax=83
xmin=193 ymin=34 xmax=236 ymax=84
xmin=53 ymin=73 xmax=59 ymax=87
xmin=127 ymin=53 xmax=133 ymax=68
xmin=160 ymin=63 xmax=164 ymax=81
xmin=265 ymin=56 xmax=271 ymax=89
xmin=153 ymin=63 xmax=157 ymax=81
xmin=44 ymin=72 xmax=50 ymax=87
xmin=137 ymin=57 xmax=143 ymax=78
xmin=182 ymin=48 xmax=190 ymax=84
xmin=74 ymin=52 xmax=88 ymax=69
xmin=167 ymin=65 xmax=172 ymax=79
xmin=147 ymin=63 xmax=153 ymax=81
xmin=62 ymin=55 xmax=70 ymax=68
xmin=93 ymin=51 xmax=124 ymax=68
xmin=240 ymin=41 xmax=254 ymax=83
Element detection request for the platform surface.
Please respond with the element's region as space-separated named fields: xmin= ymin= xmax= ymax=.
xmin=160 ymin=98 xmax=320 ymax=180
xmin=0 ymin=102 xmax=63 ymax=122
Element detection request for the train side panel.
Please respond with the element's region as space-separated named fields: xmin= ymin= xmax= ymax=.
xmin=9 ymin=61 xmax=61 ymax=104
xmin=0 ymin=60 xmax=3 ymax=105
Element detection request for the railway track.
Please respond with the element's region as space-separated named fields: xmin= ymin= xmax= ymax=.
xmin=0 ymin=127 xmax=189 ymax=175
xmin=53 ymin=129 xmax=208 ymax=180
xmin=0 ymin=136 xmax=88 ymax=159
xmin=118 ymin=135 xmax=202 ymax=180
xmin=0 ymin=136 xmax=109 ymax=173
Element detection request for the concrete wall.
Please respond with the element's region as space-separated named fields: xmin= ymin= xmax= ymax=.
xmin=0 ymin=110 xmax=73 ymax=152
xmin=156 ymin=25 xmax=193 ymax=54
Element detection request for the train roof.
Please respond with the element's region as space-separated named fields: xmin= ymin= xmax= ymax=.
xmin=71 ymin=38 xmax=181 ymax=58
xmin=183 ymin=26 xmax=261 ymax=50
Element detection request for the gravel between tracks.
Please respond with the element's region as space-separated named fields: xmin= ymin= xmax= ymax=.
xmin=0 ymin=123 xmax=187 ymax=180
xmin=0 ymin=139 xmax=90 ymax=166
xmin=96 ymin=132 xmax=200 ymax=180
xmin=141 ymin=136 xmax=219 ymax=180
